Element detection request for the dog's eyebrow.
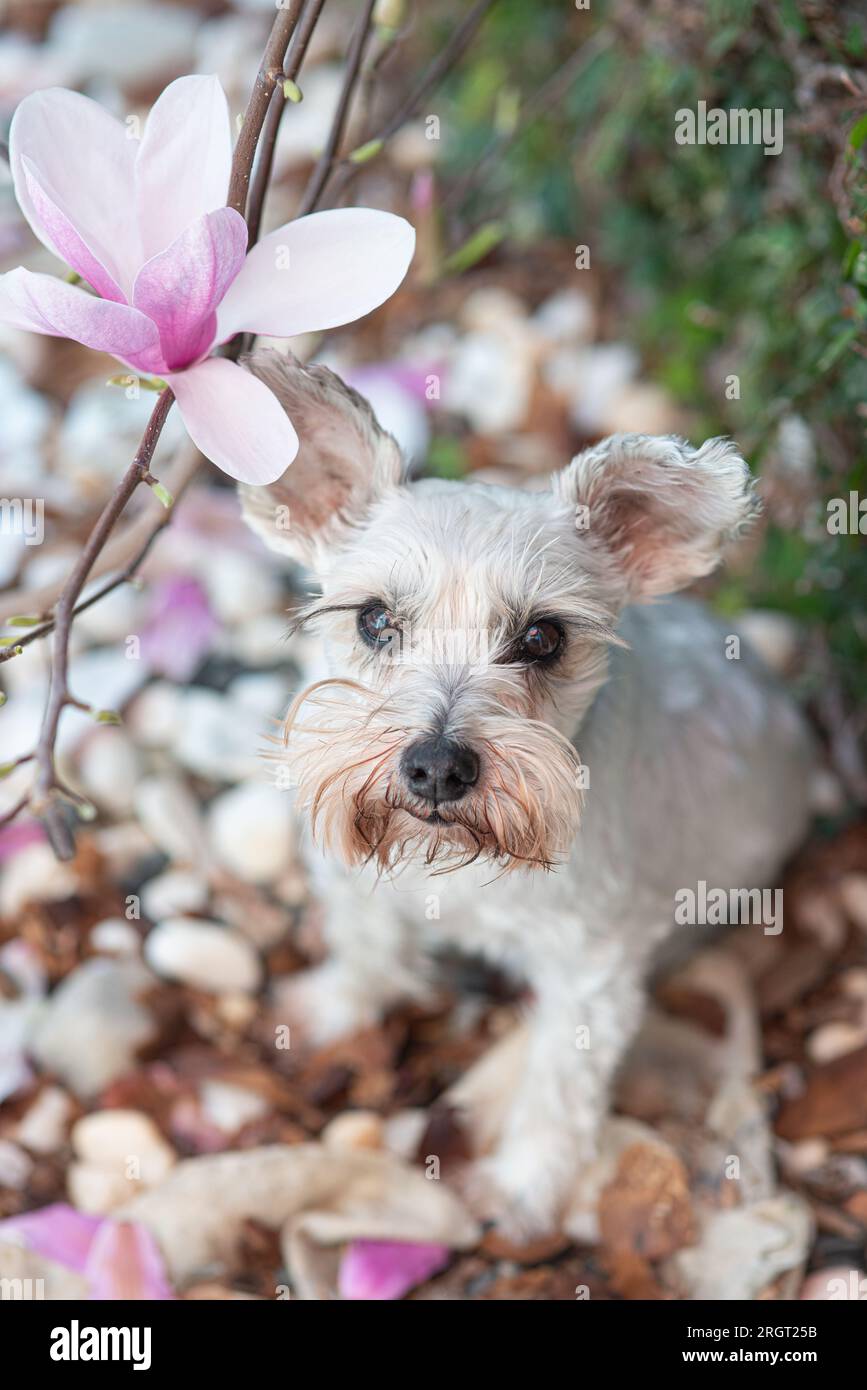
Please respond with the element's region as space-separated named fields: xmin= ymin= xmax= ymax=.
xmin=562 ymin=613 xmax=628 ymax=646
xmin=287 ymin=601 xmax=364 ymax=635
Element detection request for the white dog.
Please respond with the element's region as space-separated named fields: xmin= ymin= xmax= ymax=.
xmin=239 ymin=350 xmax=814 ymax=1235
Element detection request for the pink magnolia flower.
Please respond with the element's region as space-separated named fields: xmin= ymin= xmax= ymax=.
xmin=0 ymin=75 xmax=415 ymax=484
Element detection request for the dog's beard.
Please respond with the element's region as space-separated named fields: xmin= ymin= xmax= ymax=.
xmin=273 ymin=676 xmax=584 ymax=875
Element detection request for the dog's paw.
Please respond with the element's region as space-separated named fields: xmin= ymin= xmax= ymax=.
xmin=460 ymin=1129 xmax=594 ymax=1242
xmin=271 ymin=963 xmax=384 ymax=1049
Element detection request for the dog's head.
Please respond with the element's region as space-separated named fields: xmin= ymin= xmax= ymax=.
xmin=239 ymin=350 xmax=755 ymax=875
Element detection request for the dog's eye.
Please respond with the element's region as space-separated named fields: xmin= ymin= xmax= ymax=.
xmin=520 ymin=619 xmax=562 ymax=661
xmin=359 ymin=603 xmax=399 ymax=647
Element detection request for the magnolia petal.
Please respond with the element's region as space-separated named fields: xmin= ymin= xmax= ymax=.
xmin=165 ymin=357 xmax=299 ymax=485
xmin=140 ymin=575 xmax=218 ymax=681
xmin=338 ymin=1240 xmax=450 ymax=1300
xmin=132 ymin=208 xmax=247 ymax=371
xmin=0 ymin=1203 xmax=102 ymax=1274
xmin=83 ymin=1220 xmax=175 ymax=1301
xmin=9 ymin=87 xmax=139 ymax=298
xmin=0 ymin=267 xmax=163 ymax=372
xmin=216 ymin=208 xmax=415 ymax=342
xmin=136 ymin=75 xmax=233 ymax=262
xmin=20 ymin=156 xmax=125 ymax=303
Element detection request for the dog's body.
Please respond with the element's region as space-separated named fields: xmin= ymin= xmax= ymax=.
xmin=239 ymin=351 xmax=814 ymax=1233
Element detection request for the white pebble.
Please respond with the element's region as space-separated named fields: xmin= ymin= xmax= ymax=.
xmin=28 ymin=959 xmax=157 ymax=1100
xmin=778 ymin=1137 xmax=829 ymax=1177
xmin=840 ymin=875 xmax=867 ymax=934
xmin=144 ymin=918 xmax=262 ymax=994
xmin=208 ymin=781 xmax=294 ymax=884
xmin=135 ymin=774 xmax=210 ymax=866
xmin=68 ymin=1162 xmax=139 ymax=1215
xmin=199 ymin=1081 xmax=269 ymax=1134
xmin=13 ymin=1086 xmax=74 ymax=1154
xmin=737 ymin=610 xmax=800 ymax=675
xmin=171 ymin=688 xmax=264 ymax=782
xmin=89 ymin=918 xmax=141 ymax=956
xmin=126 ymin=681 xmax=181 ymax=749
xmin=0 ymin=1139 xmax=34 ymax=1189
xmin=0 ymin=843 xmax=77 ymax=919
xmin=72 ymin=1109 xmax=176 ymax=1185
xmin=841 ymin=968 xmax=867 ymax=1001
xmin=77 ymin=729 xmax=142 ymax=817
xmin=322 ymin=1111 xmax=384 ymax=1152
xmin=203 ymin=550 xmax=282 ymax=624
xmin=806 ymin=1021 xmax=867 ymax=1064
xmin=532 ymin=289 xmax=595 ymax=345
xmin=141 ymin=869 xmax=209 ymax=921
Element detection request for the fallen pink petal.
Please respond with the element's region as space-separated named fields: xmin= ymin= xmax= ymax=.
xmin=139 ymin=575 xmax=218 ymax=682
xmin=337 ymin=1240 xmax=451 ymax=1301
xmin=0 ymin=1203 xmax=103 ymax=1274
xmin=83 ymin=1219 xmax=175 ymax=1301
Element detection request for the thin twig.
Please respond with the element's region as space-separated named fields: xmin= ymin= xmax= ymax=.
xmin=227 ymin=0 xmax=306 ymax=218
xmin=11 ymin=3 xmax=309 ymax=857
xmin=0 ymin=797 xmax=29 ymax=831
xmin=32 ymin=388 xmax=174 ymax=857
xmin=326 ymin=0 xmax=501 ymax=206
xmin=246 ymin=0 xmax=329 ymax=248
xmin=296 ymin=0 xmax=378 ymax=217
xmin=0 ymin=462 xmax=196 ymax=664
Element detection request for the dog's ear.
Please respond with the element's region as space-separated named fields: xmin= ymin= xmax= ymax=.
xmin=237 ymin=349 xmax=403 ymax=568
xmin=553 ymin=433 xmax=757 ymax=599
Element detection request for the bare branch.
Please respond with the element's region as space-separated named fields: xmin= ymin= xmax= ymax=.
xmin=227 ymin=0 xmax=306 ymax=218
xmin=0 ymin=458 xmax=197 ymax=664
xmin=247 ymin=0 xmax=329 ymax=248
xmin=296 ymin=0 xmax=378 ymax=217
xmin=4 ymin=1 xmax=312 ymax=856
xmin=326 ymin=0 xmax=501 ymax=206
xmin=32 ymin=387 xmax=175 ymax=857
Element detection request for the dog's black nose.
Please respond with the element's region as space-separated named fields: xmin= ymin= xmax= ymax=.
xmin=401 ymin=736 xmax=479 ymax=804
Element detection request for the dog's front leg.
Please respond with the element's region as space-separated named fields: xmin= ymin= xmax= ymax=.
xmin=468 ymin=933 xmax=649 ymax=1238
xmin=277 ymin=875 xmax=435 ymax=1046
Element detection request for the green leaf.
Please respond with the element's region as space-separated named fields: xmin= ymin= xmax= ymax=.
xmin=849 ymin=112 xmax=867 ymax=151
xmin=106 ymin=373 xmax=168 ymax=392
xmin=816 ymin=324 xmax=859 ymax=374
xmin=842 ymin=239 xmax=861 ymax=279
xmin=0 ymin=760 xmax=19 ymax=778
xmin=0 ymin=640 xmax=24 ymax=652
xmin=441 ymin=221 xmax=506 ymax=276
xmin=348 ymin=138 xmax=384 ymax=165
xmin=150 ymin=481 xmax=174 ymax=510
xmin=282 ymin=79 xmax=303 ymax=103
xmin=92 ymin=709 xmax=122 ymax=725
xmin=7 ymin=615 xmax=41 ymax=627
